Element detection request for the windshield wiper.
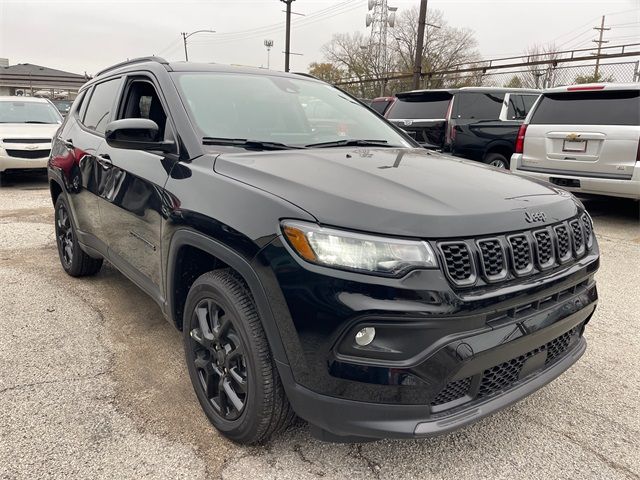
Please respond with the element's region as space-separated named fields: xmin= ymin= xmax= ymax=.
xmin=202 ymin=137 xmax=303 ymax=150
xmin=305 ymin=139 xmax=397 ymax=148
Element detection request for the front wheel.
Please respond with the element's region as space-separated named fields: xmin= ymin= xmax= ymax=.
xmin=183 ymin=269 xmax=294 ymax=444
xmin=484 ymin=152 xmax=509 ymax=169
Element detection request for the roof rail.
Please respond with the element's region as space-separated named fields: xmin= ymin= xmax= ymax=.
xmin=292 ymin=72 xmax=322 ymax=81
xmin=96 ymin=56 xmax=170 ymax=77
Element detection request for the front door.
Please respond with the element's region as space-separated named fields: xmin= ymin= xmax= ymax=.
xmin=97 ymin=75 xmax=176 ymax=301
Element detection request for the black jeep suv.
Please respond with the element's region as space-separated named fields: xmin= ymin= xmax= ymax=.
xmin=48 ymin=57 xmax=599 ymax=444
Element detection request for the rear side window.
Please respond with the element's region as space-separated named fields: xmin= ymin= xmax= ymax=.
xmin=370 ymin=100 xmax=391 ymax=115
xmin=388 ymin=93 xmax=451 ymax=119
xmin=530 ymin=90 xmax=640 ymax=126
xmin=507 ymin=94 xmax=538 ymax=120
xmin=455 ymin=93 xmax=504 ymax=120
xmin=82 ymin=78 xmax=121 ymax=134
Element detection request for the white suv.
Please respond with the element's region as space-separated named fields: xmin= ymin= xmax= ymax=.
xmin=0 ymin=96 xmax=62 ymax=183
xmin=510 ymin=83 xmax=640 ymax=200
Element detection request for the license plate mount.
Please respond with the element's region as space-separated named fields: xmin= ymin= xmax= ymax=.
xmin=562 ymin=139 xmax=587 ymax=153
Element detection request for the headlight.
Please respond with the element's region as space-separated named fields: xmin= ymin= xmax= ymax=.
xmin=281 ymin=220 xmax=437 ymax=276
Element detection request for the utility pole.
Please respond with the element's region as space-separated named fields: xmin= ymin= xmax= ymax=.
xmin=592 ymin=15 xmax=610 ymax=79
xmin=182 ymin=32 xmax=189 ymax=61
xmin=281 ymin=0 xmax=295 ymax=72
xmin=413 ymin=0 xmax=427 ymax=90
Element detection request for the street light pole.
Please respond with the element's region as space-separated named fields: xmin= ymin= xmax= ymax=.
xmin=181 ymin=29 xmax=216 ymax=62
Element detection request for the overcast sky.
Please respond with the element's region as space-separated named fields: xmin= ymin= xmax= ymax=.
xmin=0 ymin=0 xmax=638 ymax=75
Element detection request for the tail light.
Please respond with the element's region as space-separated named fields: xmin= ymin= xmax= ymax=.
xmin=444 ymin=98 xmax=454 ymax=146
xmin=636 ymin=137 xmax=640 ymax=163
xmin=515 ymin=124 xmax=528 ymax=154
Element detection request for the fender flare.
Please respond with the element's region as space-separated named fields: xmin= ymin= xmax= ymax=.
xmin=166 ymin=229 xmax=290 ymax=367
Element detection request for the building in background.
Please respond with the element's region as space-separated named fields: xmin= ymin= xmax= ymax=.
xmin=0 ymin=60 xmax=88 ymax=99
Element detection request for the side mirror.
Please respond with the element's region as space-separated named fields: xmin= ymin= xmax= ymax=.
xmin=105 ymin=118 xmax=176 ymax=153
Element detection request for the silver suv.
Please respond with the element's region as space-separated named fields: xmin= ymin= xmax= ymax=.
xmin=510 ymin=83 xmax=640 ymax=200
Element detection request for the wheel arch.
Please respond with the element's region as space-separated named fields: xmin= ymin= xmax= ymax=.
xmin=483 ymin=141 xmax=513 ymax=161
xmin=166 ymin=229 xmax=290 ymax=366
xmin=49 ymin=177 xmax=63 ymax=205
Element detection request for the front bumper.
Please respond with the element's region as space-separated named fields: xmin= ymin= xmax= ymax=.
xmin=0 ymin=153 xmax=49 ymax=172
xmin=510 ymin=153 xmax=640 ymax=200
xmin=252 ymin=227 xmax=599 ymax=440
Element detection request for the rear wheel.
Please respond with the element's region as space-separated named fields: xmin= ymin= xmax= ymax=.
xmin=54 ymin=195 xmax=103 ymax=277
xmin=184 ymin=269 xmax=294 ymax=444
xmin=484 ymin=152 xmax=509 ymax=169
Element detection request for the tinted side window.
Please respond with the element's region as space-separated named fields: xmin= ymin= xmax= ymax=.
xmin=370 ymin=100 xmax=389 ymax=115
xmin=506 ymin=94 xmax=537 ymax=120
xmin=531 ymin=90 xmax=640 ymax=126
xmin=455 ymin=93 xmax=504 ymax=120
xmin=120 ymin=80 xmax=168 ymax=139
xmin=521 ymin=95 xmax=538 ymax=116
xmin=82 ymin=78 xmax=120 ymax=134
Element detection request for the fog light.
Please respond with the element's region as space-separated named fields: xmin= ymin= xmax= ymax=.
xmin=355 ymin=327 xmax=376 ymax=346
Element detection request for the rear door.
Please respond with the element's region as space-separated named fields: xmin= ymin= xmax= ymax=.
xmin=450 ymin=92 xmax=506 ymax=159
xmin=57 ymin=77 xmax=122 ymax=245
xmin=96 ymin=74 xmax=176 ymax=300
xmin=522 ymin=89 xmax=640 ymax=179
xmin=386 ymin=91 xmax=453 ymax=148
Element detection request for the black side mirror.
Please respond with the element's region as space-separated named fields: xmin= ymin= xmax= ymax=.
xmin=105 ymin=118 xmax=176 ymax=153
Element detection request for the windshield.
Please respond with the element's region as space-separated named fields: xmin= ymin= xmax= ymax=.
xmin=172 ymin=72 xmax=411 ymax=148
xmin=0 ymin=100 xmax=62 ymax=124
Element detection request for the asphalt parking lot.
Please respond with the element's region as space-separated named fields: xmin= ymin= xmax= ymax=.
xmin=0 ymin=172 xmax=638 ymax=480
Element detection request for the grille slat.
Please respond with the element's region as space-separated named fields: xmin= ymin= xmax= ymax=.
xmin=5 ymin=149 xmax=50 ymax=159
xmin=2 ymin=138 xmax=51 ymax=144
xmin=581 ymin=213 xmax=593 ymax=249
xmin=477 ymin=239 xmax=506 ymax=280
xmin=439 ymin=242 xmax=474 ymax=285
xmin=508 ymin=234 xmax=533 ymax=275
xmin=534 ymin=229 xmax=555 ymax=269
xmin=554 ymin=224 xmax=572 ymax=263
xmin=570 ymin=219 xmax=585 ymax=257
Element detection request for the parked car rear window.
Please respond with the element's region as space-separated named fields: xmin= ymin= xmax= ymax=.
xmin=530 ymin=90 xmax=640 ymax=126
xmin=173 ymin=72 xmax=411 ymax=148
xmin=454 ymin=92 xmax=504 ymax=120
xmin=388 ymin=93 xmax=451 ymax=119
xmin=0 ymin=100 xmax=62 ymax=124
xmin=82 ymin=78 xmax=121 ymax=134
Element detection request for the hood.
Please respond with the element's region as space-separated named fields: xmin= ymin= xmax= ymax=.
xmin=213 ymin=147 xmax=579 ymax=238
xmin=0 ymin=123 xmax=60 ymax=141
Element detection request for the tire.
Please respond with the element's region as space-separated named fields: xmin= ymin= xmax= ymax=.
xmin=183 ymin=269 xmax=294 ymax=444
xmin=54 ymin=195 xmax=103 ymax=277
xmin=484 ymin=152 xmax=509 ymax=169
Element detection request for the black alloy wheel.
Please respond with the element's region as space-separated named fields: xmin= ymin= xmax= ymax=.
xmin=183 ymin=269 xmax=294 ymax=444
xmin=56 ymin=201 xmax=74 ymax=268
xmin=53 ymin=195 xmax=103 ymax=277
xmin=189 ymin=299 xmax=248 ymax=420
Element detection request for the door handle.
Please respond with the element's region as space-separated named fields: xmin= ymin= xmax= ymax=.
xmin=97 ymin=153 xmax=112 ymax=168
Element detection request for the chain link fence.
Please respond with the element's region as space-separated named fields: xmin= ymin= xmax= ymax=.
xmin=339 ymin=60 xmax=640 ymax=98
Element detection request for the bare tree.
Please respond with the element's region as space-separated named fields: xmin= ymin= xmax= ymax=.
xmin=389 ymin=7 xmax=481 ymax=89
xmin=316 ymin=7 xmax=480 ymax=96
xmin=522 ymin=43 xmax=560 ymax=88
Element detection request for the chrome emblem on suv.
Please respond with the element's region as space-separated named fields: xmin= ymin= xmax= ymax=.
xmin=403 ymin=119 xmax=413 ymax=126
xmin=525 ymin=211 xmax=546 ymax=223
xmin=565 ymin=133 xmax=581 ymax=141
